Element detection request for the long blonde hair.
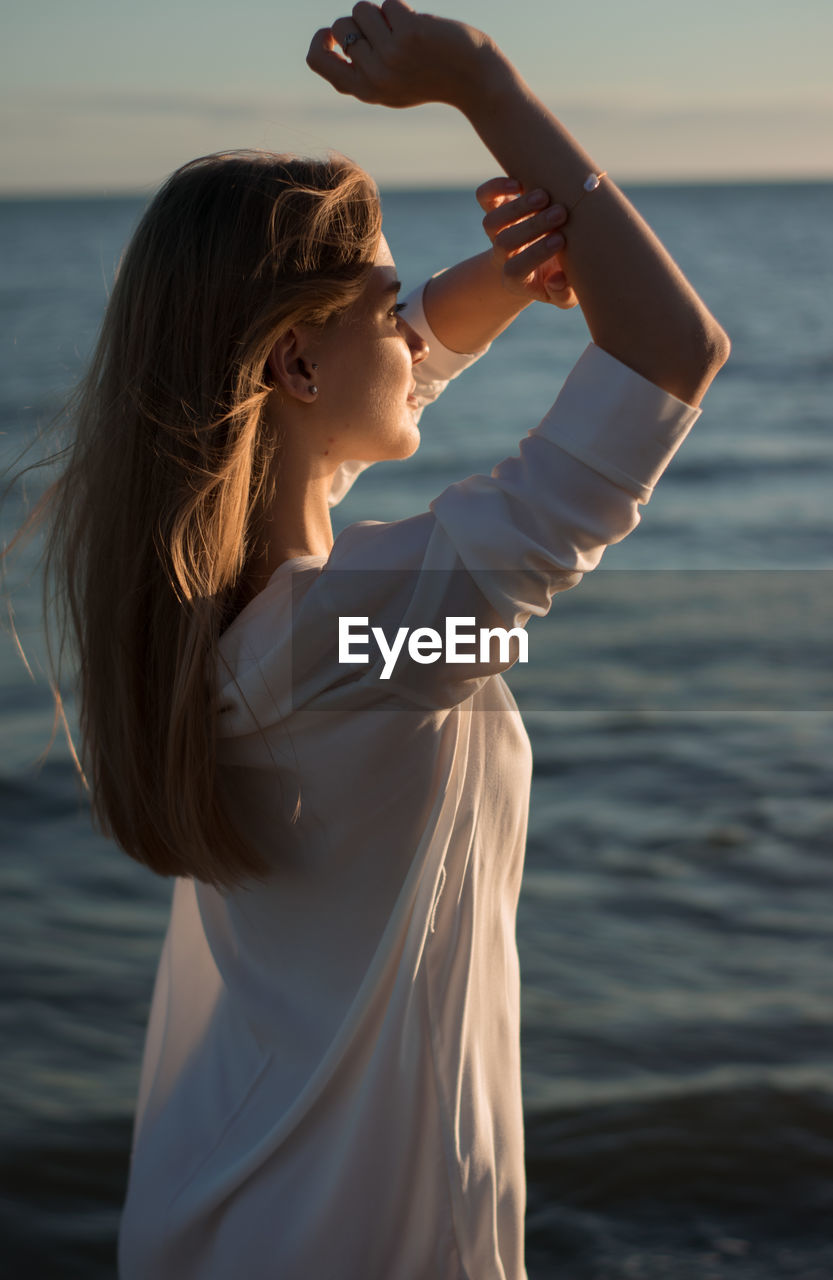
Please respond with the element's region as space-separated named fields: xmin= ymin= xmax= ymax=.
xmin=32 ymin=150 xmax=382 ymax=888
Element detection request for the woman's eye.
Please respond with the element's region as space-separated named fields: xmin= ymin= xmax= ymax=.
xmin=389 ymin=302 xmax=407 ymax=319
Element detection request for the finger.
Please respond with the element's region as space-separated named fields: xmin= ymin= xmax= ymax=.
xmin=503 ymin=232 xmax=566 ymax=283
xmin=492 ymin=208 xmax=566 ymax=257
xmin=542 ymin=258 xmax=579 ymax=308
xmin=353 ymin=1 xmax=393 ymax=45
xmin=545 ymin=268 xmax=568 ymax=290
xmin=332 ymin=16 xmax=369 ymax=52
xmin=306 ymin=28 xmax=362 ymax=93
xmin=329 ymin=18 xmax=382 ymax=82
xmin=546 ymin=276 xmax=580 ymax=310
xmin=482 ymin=189 xmax=558 ymax=237
xmin=381 ymin=0 xmax=415 ymax=26
xmin=480 ymin=192 xmax=524 ymax=219
xmin=475 ymin=177 xmax=522 ymax=211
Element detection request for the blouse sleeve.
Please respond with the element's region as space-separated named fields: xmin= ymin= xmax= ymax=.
xmin=327 ymin=277 xmax=490 ymax=507
xmin=314 ymin=342 xmax=700 ymax=710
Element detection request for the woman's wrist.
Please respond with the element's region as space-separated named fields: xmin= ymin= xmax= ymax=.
xmin=447 ymin=37 xmax=524 ymax=119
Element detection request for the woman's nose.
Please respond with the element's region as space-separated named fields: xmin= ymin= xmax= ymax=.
xmin=402 ymin=318 xmax=429 ymax=365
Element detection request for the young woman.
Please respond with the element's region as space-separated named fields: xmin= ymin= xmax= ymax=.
xmin=33 ymin=3 xmax=729 ymax=1277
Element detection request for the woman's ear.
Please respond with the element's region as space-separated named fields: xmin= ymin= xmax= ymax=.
xmin=266 ymin=329 xmax=319 ymax=402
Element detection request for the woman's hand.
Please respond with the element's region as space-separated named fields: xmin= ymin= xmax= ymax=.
xmin=478 ymin=178 xmax=579 ymax=311
xmin=306 ymin=0 xmax=493 ymax=109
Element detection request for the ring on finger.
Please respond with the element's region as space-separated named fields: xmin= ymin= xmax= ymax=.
xmin=343 ymin=30 xmax=365 ymax=48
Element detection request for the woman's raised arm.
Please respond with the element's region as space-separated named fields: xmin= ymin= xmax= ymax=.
xmin=308 ymin=0 xmax=730 ymax=405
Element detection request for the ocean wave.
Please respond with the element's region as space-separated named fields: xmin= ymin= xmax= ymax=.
xmin=3 ymin=1084 xmax=833 ymax=1279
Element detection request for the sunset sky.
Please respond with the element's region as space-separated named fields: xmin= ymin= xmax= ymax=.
xmin=3 ymin=0 xmax=832 ymax=193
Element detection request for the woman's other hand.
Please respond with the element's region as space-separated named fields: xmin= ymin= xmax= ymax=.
xmin=478 ymin=178 xmax=579 ymax=312
xmin=306 ymin=0 xmax=491 ymax=109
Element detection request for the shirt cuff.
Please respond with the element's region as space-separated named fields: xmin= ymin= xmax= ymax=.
xmin=532 ymin=343 xmax=701 ymax=503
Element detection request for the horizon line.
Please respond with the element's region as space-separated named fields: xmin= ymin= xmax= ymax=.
xmin=2 ymin=173 xmax=833 ymax=201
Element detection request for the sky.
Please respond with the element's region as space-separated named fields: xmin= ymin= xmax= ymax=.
xmin=2 ymin=0 xmax=832 ymax=194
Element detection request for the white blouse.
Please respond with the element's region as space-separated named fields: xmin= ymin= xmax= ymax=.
xmin=118 ymin=283 xmax=700 ymax=1280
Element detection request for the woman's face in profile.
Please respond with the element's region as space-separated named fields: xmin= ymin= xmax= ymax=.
xmin=311 ymin=233 xmax=429 ymax=464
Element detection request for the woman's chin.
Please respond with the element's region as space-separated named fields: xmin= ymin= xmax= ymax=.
xmin=380 ymin=420 xmax=421 ymax=462
xmin=398 ymin=421 xmax=422 ymax=460
xmin=348 ymin=417 xmax=421 ymax=465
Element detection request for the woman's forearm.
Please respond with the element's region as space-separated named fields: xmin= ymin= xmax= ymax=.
xmin=456 ymin=47 xmax=730 ymax=404
xmin=421 ymin=250 xmax=531 ymax=355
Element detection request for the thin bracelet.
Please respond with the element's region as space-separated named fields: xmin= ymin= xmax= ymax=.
xmin=567 ymin=170 xmax=608 ymax=213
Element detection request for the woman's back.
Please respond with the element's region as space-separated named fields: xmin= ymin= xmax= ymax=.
xmin=121 ymin=581 xmax=534 ymax=1277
